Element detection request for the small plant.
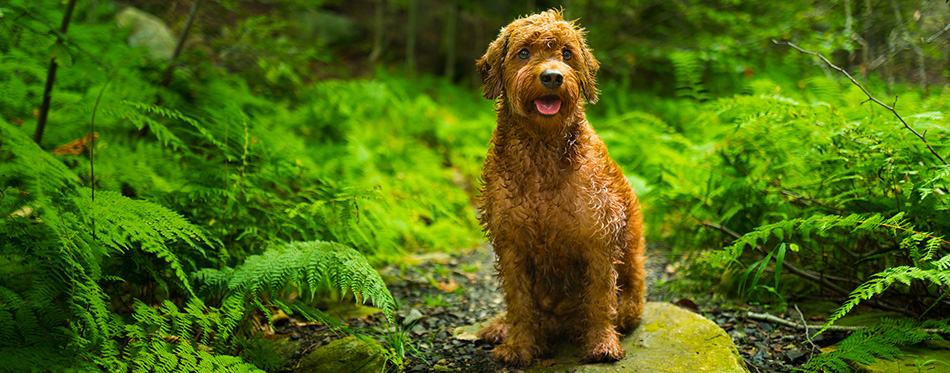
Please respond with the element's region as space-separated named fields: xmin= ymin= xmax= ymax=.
xmin=423 ymin=294 xmax=451 ymax=308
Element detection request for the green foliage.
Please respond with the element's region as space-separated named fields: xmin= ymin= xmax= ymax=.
xmin=196 ymin=240 xmax=396 ymax=323
xmin=121 ymin=298 xmax=262 ymax=373
xmin=0 ymin=1 xmax=483 ymax=370
xmin=798 ymin=318 xmax=950 ymax=373
xmin=671 ymin=51 xmax=708 ymax=101
xmin=653 ymin=78 xmax=950 ymax=315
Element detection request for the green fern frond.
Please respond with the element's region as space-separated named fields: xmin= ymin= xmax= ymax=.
xmin=670 ymin=51 xmax=708 ymax=101
xmin=0 ymin=120 xmax=80 ymax=191
xmin=195 ymin=240 xmax=396 ymax=322
xmin=802 ymin=318 xmax=946 ymax=373
xmin=825 ymin=262 xmax=950 ymax=330
xmin=123 ymin=299 xmax=265 ymax=372
xmin=704 ymin=212 xmax=941 ymax=268
xmin=72 ymin=188 xmax=217 ymax=296
xmin=121 ymin=101 xmax=228 ymax=151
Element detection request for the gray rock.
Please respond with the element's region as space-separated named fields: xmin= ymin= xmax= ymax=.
xmin=115 ymin=7 xmax=176 ymax=61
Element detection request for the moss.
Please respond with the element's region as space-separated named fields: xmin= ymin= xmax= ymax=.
xmin=294 ymin=336 xmax=386 ymax=373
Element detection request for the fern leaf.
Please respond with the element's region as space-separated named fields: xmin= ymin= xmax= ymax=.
xmin=195 ymin=240 xmax=396 ymax=322
xmin=74 ymin=188 xmax=216 ymax=296
xmin=804 ymin=318 xmax=946 ymax=372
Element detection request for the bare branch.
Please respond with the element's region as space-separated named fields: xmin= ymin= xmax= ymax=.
xmin=745 ymin=311 xmax=943 ymax=334
xmin=772 ymin=39 xmax=947 ymax=166
xmin=923 ymin=22 xmax=950 ymax=44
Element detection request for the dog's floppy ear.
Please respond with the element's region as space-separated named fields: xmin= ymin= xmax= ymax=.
xmin=477 ymin=29 xmax=509 ymax=100
xmin=579 ymin=42 xmax=600 ymax=104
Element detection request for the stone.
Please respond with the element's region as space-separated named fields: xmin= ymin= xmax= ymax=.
xmin=115 ymin=7 xmax=176 ymax=61
xmin=458 ymin=302 xmax=748 ymax=372
xmin=294 ymin=336 xmax=385 ymax=373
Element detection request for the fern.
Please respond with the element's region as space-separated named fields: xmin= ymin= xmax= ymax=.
xmin=671 ymin=51 xmax=708 ymax=101
xmin=703 ymin=212 xmax=936 ymax=268
xmin=825 ymin=262 xmax=950 ymax=330
xmin=706 ymin=212 xmax=948 ymax=319
xmin=799 ymin=318 xmax=950 ymax=373
xmin=77 ymin=188 xmax=219 ymax=295
xmin=196 ymin=240 xmax=396 ymax=323
xmin=122 ymin=298 xmax=263 ymax=373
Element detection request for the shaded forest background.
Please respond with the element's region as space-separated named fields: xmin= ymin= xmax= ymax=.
xmin=2 ymin=0 xmax=950 ymax=372
xmin=128 ymin=0 xmax=950 ymax=95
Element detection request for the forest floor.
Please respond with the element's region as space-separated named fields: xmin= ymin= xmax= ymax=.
xmin=278 ymin=245 xmax=849 ymax=372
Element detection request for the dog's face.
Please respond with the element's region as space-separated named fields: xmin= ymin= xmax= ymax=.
xmin=477 ymin=10 xmax=599 ymax=124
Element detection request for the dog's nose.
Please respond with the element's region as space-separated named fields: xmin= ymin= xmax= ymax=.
xmin=540 ymin=69 xmax=563 ymax=89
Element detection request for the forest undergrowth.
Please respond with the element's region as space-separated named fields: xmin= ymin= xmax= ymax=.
xmin=2 ymin=1 xmax=950 ymax=372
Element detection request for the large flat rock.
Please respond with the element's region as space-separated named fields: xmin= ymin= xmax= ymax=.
xmin=459 ymin=302 xmax=748 ymax=372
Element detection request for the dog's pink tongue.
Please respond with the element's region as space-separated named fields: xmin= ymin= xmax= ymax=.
xmin=535 ymin=98 xmax=561 ymax=115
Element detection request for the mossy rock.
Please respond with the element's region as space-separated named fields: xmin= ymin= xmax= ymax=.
xmin=294 ymin=336 xmax=386 ymax=373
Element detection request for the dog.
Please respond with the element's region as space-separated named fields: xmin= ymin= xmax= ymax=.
xmin=475 ymin=9 xmax=646 ymax=367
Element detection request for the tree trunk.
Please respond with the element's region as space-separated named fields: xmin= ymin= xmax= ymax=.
xmin=34 ymin=0 xmax=78 ymax=145
xmin=442 ymin=1 xmax=458 ymax=79
xmin=369 ymin=0 xmax=386 ymax=63
xmin=406 ymin=0 xmax=419 ymax=71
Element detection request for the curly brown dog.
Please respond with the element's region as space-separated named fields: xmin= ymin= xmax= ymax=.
xmin=475 ymin=10 xmax=646 ymax=367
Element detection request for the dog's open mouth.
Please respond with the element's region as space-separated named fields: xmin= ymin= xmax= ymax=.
xmin=534 ymin=96 xmax=562 ymax=116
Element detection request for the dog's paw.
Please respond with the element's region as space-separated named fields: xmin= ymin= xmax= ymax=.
xmin=581 ymin=335 xmax=626 ymax=363
xmin=493 ymin=342 xmax=536 ymax=367
xmin=477 ymin=318 xmax=510 ymax=344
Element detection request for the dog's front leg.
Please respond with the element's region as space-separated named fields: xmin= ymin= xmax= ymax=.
xmin=492 ymin=243 xmax=544 ymax=367
xmin=579 ymin=246 xmax=626 ymax=363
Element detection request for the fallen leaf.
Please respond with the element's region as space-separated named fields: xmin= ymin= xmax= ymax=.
xmin=52 ymin=132 xmax=99 ymax=156
xmin=673 ymin=298 xmax=700 ymax=313
xmin=438 ymin=278 xmax=459 ymax=293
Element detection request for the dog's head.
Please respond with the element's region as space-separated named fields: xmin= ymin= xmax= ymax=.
xmin=477 ymin=9 xmax=599 ymax=122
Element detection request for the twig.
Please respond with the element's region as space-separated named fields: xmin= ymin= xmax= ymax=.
xmin=746 ymin=311 xmax=943 ymax=334
xmin=924 ymin=22 xmax=950 ymax=44
xmin=772 ymin=39 xmax=947 ymax=166
xmin=794 ymin=304 xmax=820 ymax=351
xmin=161 ymin=0 xmax=204 ymax=87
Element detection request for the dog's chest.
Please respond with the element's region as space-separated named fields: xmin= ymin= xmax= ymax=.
xmin=487 ymin=139 xmax=623 ymax=255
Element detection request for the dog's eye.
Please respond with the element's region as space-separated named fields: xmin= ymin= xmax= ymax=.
xmin=562 ymin=49 xmax=572 ymax=61
xmin=518 ymin=49 xmax=530 ymax=60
